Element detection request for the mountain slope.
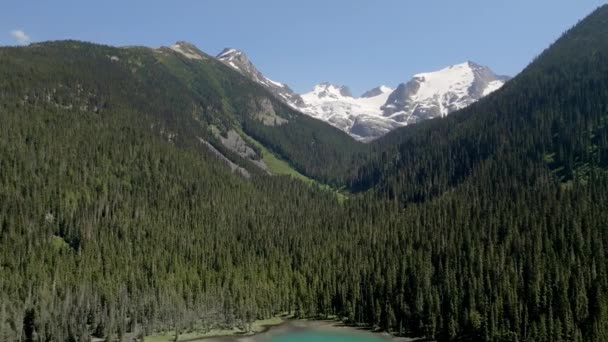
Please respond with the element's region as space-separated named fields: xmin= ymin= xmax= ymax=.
xmin=0 ymin=40 xmax=364 ymax=186
xmin=216 ymin=47 xmax=306 ymax=109
xmin=353 ymin=5 xmax=608 ymax=203
xmin=0 ymin=42 xmax=362 ymax=339
xmin=160 ymin=42 xmax=365 ymax=184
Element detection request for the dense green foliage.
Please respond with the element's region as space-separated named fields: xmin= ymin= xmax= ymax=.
xmin=2 ymin=5 xmax=608 ymax=342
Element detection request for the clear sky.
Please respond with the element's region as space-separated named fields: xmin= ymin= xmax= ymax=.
xmin=1 ymin=1 xmax=605 ymax=95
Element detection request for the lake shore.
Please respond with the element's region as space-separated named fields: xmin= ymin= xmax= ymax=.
xmin=202 ymin=319 xmax=425 ymax=342
xmin=144 ymin=317 xmax=284 ymax=342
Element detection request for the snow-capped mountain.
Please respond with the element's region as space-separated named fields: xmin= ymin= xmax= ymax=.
xmin=300 ymin=83 xmax=400 ymax=140
xmin=215 ymin=46 xmax=508 ymax=141
xmin=383 ymin=61 xmax=510 ymax=124
xmin=301 ymin=62 xmax=508 ymax=139
xmin=216 ymin=48 xmax=306 ymax=108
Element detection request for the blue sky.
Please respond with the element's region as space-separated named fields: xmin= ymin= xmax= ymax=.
xmin=1 ymin=1 xmax=605 ymax=95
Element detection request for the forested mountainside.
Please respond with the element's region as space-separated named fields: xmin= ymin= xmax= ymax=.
xmin=354 ymin=5 xmax=608 ymax=201
xmin=156 ymin=42 xmax=366 ymax=185
xmin=1 ymin=5 xmax=608 ymax=342
xmin=0 ymin=40 xmax=364 ymax=186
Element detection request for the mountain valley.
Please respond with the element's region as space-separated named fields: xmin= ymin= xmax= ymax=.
xmin=1 ymin=5 xmax=608 ymax=342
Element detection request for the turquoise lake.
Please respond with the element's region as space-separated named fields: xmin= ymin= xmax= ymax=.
xmin=269 ymin=331 xmax=387 ymax=342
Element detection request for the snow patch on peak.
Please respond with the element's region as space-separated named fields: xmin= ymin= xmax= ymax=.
xmin=264 ymin=77 xmax=284 ymax=88
xmin=483 ymin=80 xmax=504 ymax=96
xmin=382 ymin=61 xmax=508 ymax=124
xmin=217 ymin=48 xmax=240 ymax=59
xmin=412 ymin=62 xmax=476 ymax=116
xmin=378 ymin=85 xmax=393 ymax=93
xmin=216 ymin=48 xmax=246 ymax=71
xmin=308 ymin=83 xmax=353 ymax=99
xmin=300 ymin=83 xmax=400 ymax=140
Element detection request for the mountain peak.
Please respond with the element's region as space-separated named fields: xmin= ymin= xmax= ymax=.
xmin=217 ymin=48 xmax=245 ymax=60
xmin=465 ymin=60 xmax=483 ymax=68
xmin=361 ymin=85 xmax=394 ymax=98
xmin=169 ymin=41 xmax=207 ymax=60
xmin=312 ymin=83 xmax=353 ymax=98
xmin=174 ymin=41 xmax=197 ymax=49
xmin=384 ymin=61 xmax=508 ymax=122
xmin=414 ymin=61 xmax=476 ymax=79
xmin=215 ymin=47 xmax=306 ymax=109
xmin=216 ymin=48 xmax=254 ymax=73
